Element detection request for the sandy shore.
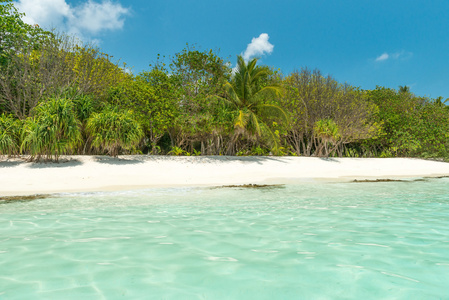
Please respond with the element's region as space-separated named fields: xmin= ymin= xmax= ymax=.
xmin=1 ymin=155 xmax=449 ymax=196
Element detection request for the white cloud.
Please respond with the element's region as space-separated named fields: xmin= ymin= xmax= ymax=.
xmin=15 ymin=0 xmax=129 ymax=39
xmin=242 ymin=33 xmax=274 ymax=61
xmin=70 ymin=0 xmax=129 ymax=34
xmin=375 ymin=53 xmax=389 ymax=62
xmin=375 ymin=51 xmax=413 ymax=62
xmin=15 ymin=0 xmax=71 ymax=28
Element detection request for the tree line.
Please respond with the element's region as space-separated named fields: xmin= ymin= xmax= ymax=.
xmin=1 ymin=0 xmax=449 ymax=161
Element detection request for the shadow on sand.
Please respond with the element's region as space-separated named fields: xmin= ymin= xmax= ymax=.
xmin=93 ymin=156 xmax=145 ymax=165
xmin=0 ymin=161 xmax=23 ymax=168
xmin=2 ymin=155 xmax=289 ymax=167
xmin=1 ymin=156 xmax=84 ymax=169
xmin=139 ymin=155 xmax=289 ymax=165
xmin=27 ymin=158 xmax=84 ymax=169
xmin=318 ymin=157 xmax=340 ymax=163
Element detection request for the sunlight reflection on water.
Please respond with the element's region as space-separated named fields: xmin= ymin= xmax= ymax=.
xmin=1 ymin=180 xmax=449 ymax=299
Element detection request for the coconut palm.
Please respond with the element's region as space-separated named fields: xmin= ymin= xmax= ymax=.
xmin=21 ymin=97 xmax=81 ymax=161
xmin=87 ymin=107 xmax=143 ymax=157
xmin=220 ymin=55 xmax=287 ymax=154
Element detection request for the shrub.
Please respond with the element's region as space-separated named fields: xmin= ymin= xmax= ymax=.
xmin=87 ymin=107 xmax=143 ymax=157
xmin=21 ymin=97 xmax=81 ymax=161
xmin=0 ymin=114 xmax=22 ymax=157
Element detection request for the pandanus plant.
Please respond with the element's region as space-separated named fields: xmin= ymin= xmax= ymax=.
xmin=0 ymin=114 xmax=21 ymax=157
xmin=87 ymin=107 xmax=143 ymax=157
xmin=21 ymin=97 xmax=81 ymax=161
xmin=313 ymin=118 xmax=340 ymax=157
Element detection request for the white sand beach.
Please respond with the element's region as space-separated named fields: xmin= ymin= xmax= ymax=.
xmin=1 ymin=156 xmax=449 ymax=196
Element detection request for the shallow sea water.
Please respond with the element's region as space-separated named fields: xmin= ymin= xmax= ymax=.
xmin=1 ymin=179 xmax=449 ymax=299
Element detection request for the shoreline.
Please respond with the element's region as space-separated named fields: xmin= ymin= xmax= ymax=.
xmin=2 ymin=155 xmax=449 ymax=197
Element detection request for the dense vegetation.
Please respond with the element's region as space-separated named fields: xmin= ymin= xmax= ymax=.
xmin=1 ymin=0 xmax=449 ymax=161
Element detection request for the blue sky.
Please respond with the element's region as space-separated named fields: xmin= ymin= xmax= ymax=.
xmin=14 ymin=0 xmax=449 ymax=99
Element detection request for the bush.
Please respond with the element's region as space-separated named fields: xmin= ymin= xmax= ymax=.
xmin=21 ymin=97 xmax=81 ymax=161
xmin=0 ymin=114 xmax=22 ymax=157
xmin=87 ymin=107 xmax=143 ymax=157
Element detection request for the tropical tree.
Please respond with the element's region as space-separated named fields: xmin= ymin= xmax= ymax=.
xmin=220 ymin=55 xmax=287 ymax=155
xmin=110 ymin=72 xmax=178 ymax=154
xmin=21 ymin=97 xmax=81 ymax=161
xmin=0 ymin=29 xmax=126 ymax=119
xmin=87 ymin=107 xmax=143 ymax=157
xmin=0 ymin=0 xmax=50 ymax=67
xmin=366 ymin=86 xmax=425 ymax=156
xmin=167 ymin=46 xmax=233 ymax=154
xmin=0 ymin=0 xmax=53 ymax=117
xmin=281 ymin=68 xmax=380 ymax=156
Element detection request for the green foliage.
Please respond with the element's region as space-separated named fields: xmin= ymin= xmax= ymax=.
xmin=0 ymin=30 xmax=125 ymax=119
xmin=220 ymin=55 xmax=287 ymax=155
xmin=167 ymin=45 xmax=234 ymax=155
xmin=250 ymin=146 xmax=269 ymax=156
xmin=87 ymin=107 xmax=143 ymax=157
xmin=59 ymin=88 xmax=96 ymax=122
xmin=0 ymin=1 xmax=56 ymax=118
xmin=67 ymin=44 xmax=127 ymax=100
xmin=413 ymin=102 xmax=449 ymax=157
xmin=0 ymin=114 xmax=21 ymax=156
xmin=72 ymin=94 xmax=94 ymax=124
xmin=314 ymin=118 xmax=340 ymax=156
xmin=314 ymin=119 xmax=340 ymax=140
xmin=1 ymin=6 xmax=449 ymax=160
xmin=111 ymin=72 xmax=178 ymax=154
xmin=281 ymin=68 xmax=380 ymax=157
xmin=0 ymin=0 xmax=51 ymax=67
xmin=365 ymin=86 xmax=449 ymax=157
xmin=21 ymin=97 xmax=81 ymax=161
xmin=170 ymin=44 xmax=231 ymax=94
xmin=366 ymin=86 xmax=416 ymax=155
xmin=168 ymin=146 xmax=191 ymax=156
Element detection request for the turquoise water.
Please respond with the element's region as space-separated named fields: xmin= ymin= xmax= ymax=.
xmin=1 ymin=180 xmax=449 ymax=299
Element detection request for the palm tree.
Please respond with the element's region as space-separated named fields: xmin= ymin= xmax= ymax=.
xmin=220 ymin=55 xmax=287 ymax=154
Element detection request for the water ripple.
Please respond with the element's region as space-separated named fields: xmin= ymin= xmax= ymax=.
xmin=1 ymin=181 xmax=449 ymax=298
xmin=205 ymin=256 xmax=238 ymax=262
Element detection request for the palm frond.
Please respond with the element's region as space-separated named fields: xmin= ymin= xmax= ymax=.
xmin=234 ymin=110 xmax=248 ymax=129
xmin=248 ymin=112 xmax=262 ymax=137
xmin=255 ymin=85 xmax=283 ymax=98
xmin=223 ymin=82 xmax=242 ymax=107
xmin=258 ymin=121 xmax=281 ymax=155
xmin=258 ymin=104 xmax=289 ymax=123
